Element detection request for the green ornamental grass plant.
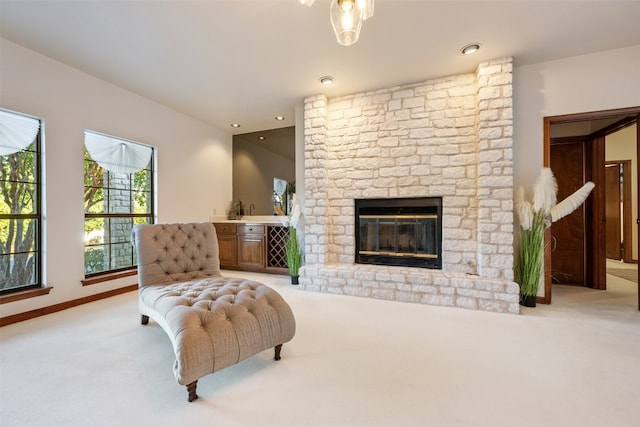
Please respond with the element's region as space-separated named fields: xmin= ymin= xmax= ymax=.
xmin=515 ymin=210 xmax=546 ymax=297
xmin=285 ymin=226 xmax=301 ymax=277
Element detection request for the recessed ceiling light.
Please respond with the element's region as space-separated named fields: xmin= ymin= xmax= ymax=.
xmin=275 ymin=116 xmax=285 ymax=121
xmin=320 ymin=76 xmax=335 ymax=85
xmin=230 ymin=123 xmax=240 ymax=128
xmin=460 ymin=43 xmax=481 ymax=55
xmin=258 ymin=136 xmax=266 ymax=140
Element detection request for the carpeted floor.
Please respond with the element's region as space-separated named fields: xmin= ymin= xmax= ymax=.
xmin=1 ymin=269 xmax=639 ymax=427
xmin=607 ymin=268 xmax=638 ymax=283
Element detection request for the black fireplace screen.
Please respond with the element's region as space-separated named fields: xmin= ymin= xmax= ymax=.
xmin=355 ymin=197 xmax=442 ymax=269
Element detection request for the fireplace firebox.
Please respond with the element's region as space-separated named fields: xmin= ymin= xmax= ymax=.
xmin=355 ymin=197 xmax=442 ymax=269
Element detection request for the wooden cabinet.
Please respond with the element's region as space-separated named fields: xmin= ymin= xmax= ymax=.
xmin=213 ymin=222 xmax=289 ymax=275
xmin=237 ymin=224 xmax=266 ymax=269
xmin=217 ymin=235 xmax=237 ymax=267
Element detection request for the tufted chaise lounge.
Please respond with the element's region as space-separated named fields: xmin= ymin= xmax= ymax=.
xmin=131 ymin=222 xmax=296 ymax=402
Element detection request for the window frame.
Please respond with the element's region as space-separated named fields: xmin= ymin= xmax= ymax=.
xmin=83 ymin=131 xmax=155 ymax=278
xmin=0 ymin=109 xmax=43 ymax=295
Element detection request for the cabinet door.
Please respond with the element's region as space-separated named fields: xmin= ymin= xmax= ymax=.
xmin=237 ymin=235 xmax=265 ymax=269
xmin=217 ymin=234 xmax=237 ymax=267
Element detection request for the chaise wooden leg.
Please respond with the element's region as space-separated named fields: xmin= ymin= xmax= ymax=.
xmin=274 ymin=344 xmax=283 ymax=361
xmin=141 ymin=315 xmax=149 ymax=325
xmin=186 ymin=380 xmax=198 ymax=402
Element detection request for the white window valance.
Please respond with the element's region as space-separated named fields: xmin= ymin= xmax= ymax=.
xmin=0 ymin=109 xmax=41 ymax=156
xmin=84 ymin=130 xmax=152 ymax=175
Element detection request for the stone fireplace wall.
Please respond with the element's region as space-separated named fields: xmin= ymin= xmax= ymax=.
xmin=299 ymin=58 xmax=520 ymax=314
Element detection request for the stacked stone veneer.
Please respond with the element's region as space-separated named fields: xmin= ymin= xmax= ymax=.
xmin=299 ymin=58 xmax=520 ymax=314
xmin=106 ymin=174 xmax=135 ymax=270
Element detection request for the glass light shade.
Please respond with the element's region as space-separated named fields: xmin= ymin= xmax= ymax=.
xmin=357 ymin=0 xmax=374 ymax=20
xmin=330 ymin=0 xmax=363 ymax=46
xmin=299 ymin=0 xmax=316 ymax=6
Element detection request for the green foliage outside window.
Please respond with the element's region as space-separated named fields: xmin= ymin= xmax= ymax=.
xmin=0 ymin=143 xmax=39 ymax=292
xmin=83 ymin=147 xmax=153 ymax=276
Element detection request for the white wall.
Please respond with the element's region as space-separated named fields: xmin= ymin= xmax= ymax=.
xmin=514 ymin=44 xmax=640 ymax=297
xmin=0 ymin=38 xmax=232 ymax=317
xmin=514 ymin=45 xmax=640 ymax=191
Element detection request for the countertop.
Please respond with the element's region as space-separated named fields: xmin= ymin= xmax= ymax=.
xmin=210 ymin=215 xmax=288 ymax=225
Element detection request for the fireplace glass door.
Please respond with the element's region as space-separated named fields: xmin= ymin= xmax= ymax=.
xmin=355 ymin=197 xmax=442 ymax=269
xmin=359 ymin=215 xmax=438 ymax=259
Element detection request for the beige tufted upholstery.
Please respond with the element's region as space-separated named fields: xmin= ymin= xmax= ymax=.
xmin=131 ymin=222 xmax=296 ymax=401
xmin=134 ymin=222 xmax=222 ymax=286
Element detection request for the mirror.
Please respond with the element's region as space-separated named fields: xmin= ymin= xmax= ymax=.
xmin=233 ymin=126 xmax=295 ymax=215
xmin=273 ymin=177 xmax=288 ymax=215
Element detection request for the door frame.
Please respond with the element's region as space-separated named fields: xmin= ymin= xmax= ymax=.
xmin=604 ymin=160 xmax=633 ymax=263
xmin=543 ymin=106 xmax=640 ymax=305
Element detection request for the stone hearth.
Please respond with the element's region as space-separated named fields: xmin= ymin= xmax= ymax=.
xmin=298 ymin=58 xmax=520 ymax=314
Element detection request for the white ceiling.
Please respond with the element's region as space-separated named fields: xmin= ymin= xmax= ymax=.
xmin=1 ymin=0 xmax=639 ymax=134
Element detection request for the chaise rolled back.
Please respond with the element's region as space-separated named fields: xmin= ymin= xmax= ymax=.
xmin=131 ymin=222 xmax=222 ymax=287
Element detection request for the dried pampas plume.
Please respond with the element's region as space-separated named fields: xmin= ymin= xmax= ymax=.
xmin=550 ymin=182 xmax=595 ymax=223
xmin=518 ymin=168 xmax=595 ymax=230
xmin=515 ymin=187 xmax=533 ymax=230
xmin=532 ymin=167 xmax=558 ymax=213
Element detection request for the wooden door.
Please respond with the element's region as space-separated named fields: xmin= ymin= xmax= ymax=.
xmin=587 ymin=134 xmax=607 ymax=290
xmin=637 ymin=117 xmax=640 ymax=310
xmin=605 ymin=163 xmax=622 ymax=259
xmin=619 ymin=161 xmax=633 ymax=263
xmin=550 ymin=140 xmax=587 ymax=285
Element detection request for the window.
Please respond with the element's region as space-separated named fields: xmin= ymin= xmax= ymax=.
xmin=84 ymin=130 xmax=154 ymax=276
xmin=0 ymin=109 xmax=42 ymax=294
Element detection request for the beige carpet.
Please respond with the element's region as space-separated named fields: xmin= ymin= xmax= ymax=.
xmin=607 ymin=268 xmax=638 ymax=283
xmin=1 ymin=270 xmax=639 ymax=427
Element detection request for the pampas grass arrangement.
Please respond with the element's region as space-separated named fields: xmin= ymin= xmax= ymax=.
xmin=515 ymin=168 xmax=595 ymax=305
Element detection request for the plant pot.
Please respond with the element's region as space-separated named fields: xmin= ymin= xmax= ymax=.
xmin=519 ymin=294 xmax=537 ymax=307
xmin=290 ymin=276 xmax=299 ymax=285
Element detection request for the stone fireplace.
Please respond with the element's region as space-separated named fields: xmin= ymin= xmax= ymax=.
xmin=298 ymin=58 xmax=520 ymax=314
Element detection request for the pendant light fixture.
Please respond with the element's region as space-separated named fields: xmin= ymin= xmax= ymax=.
xmin=300 ymin=0 xmax=374 ymax=46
